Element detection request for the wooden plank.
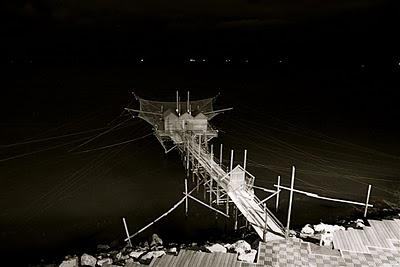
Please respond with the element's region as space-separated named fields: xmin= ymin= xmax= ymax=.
xmin=201 ymin=253 xmax=214 ymax=267
xmin=383 ymin=220 xmax=400 ymax=239
xmin=191 ymin=252 xmax=205 ymax=267
xmin=182 ymin=250 xmax=196 ymax=267
xmin=173 ymin=250 xmax=187 ymax=267
xmin=364 ymin=227 xmax=381 ymax=248
xmin=167 ymin=253 xmax=180 ymax=267
xmin=226 ymin=253 xmax=237 ymax=267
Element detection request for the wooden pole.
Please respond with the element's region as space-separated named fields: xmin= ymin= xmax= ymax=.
xmin=187 ymin=142 xmax=190 ymax=179
xmin=217 ymin=184 xmax=220 ymax=205
xmin=364 ymin=184 xmax=372 ymax=218
xmin=187 ymin=91 xmax=190 ymax=114
xmin=198 ymin=135 xmax=201 ymax=155
xmin=263 ymin=203 xmax=268 ymax=242
xmin=219 ymin=144 xmax=223 ymax=167
xmin=176 ymin=90 xmax=179 ymax=114
xmin=226 ymin=195 xmax=229 ymax=215
xmin=210 ymin=178 xmax=213 ymax=205
xmin=185 ymin=178 xmax=188 ymax=216
xmin=243 ymin=149 xmax=247 ymax=171
xmin=286 ymin=166 xmax=295 ymax=238
xmin=122 ymin=217 xmax=132 ymax=247
xmin=204 ymin=131 xmax=208 ymax=152
xmin=234 ymin=206 xmax=238 ymax=231
xmin=230 ymin=149 xmax=234 ymax=173
xmin=276 ymin=175 xmax=281 ymax=212
xmin=210 ymin=144 xmax=214 ymax=161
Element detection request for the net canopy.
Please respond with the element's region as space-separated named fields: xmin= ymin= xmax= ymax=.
xmin=137 ymin=96 xmax=216 ymax=130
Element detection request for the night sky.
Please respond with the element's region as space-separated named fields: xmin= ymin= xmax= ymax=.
xmin=1 ymin=1 xmax=400 ymax=266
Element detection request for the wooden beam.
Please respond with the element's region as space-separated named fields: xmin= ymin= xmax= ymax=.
xmin=286 ymin=166 xmax=295 ymax=238
xmin=276 ymin=176 xmax=281 ymax=212
xmin=122 ymin=217 xmax=132 ymax=247
xmin=364 ymin=184 xmax=372 ymax=217
xmin=275 ymin=185 xmax=374 ymax=207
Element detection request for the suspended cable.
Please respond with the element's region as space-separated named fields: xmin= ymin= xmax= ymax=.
xmin=68 ymin=117 xmax=131 ymax=152
xmin=74 ymin=132 xmax=153 ymax=154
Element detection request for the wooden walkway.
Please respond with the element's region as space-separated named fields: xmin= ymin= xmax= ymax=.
xmin=184 ymin=135 xmax=285 ymax=241
xmin=333 ymin=218 xmax=400 ymax=253
xmin=145 ymin=249 xmax=262 ymax=267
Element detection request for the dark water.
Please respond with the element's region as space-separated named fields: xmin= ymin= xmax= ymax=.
xmin=1 ymin=62 xmax=400 ymax=265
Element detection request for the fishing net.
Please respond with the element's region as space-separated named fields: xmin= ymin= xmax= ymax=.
xmin=137 ymin=97 xmax=215 ymax=130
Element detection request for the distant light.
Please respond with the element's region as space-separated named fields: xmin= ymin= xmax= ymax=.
xmin=202 ymin=59 xmax=206 ymax=62
xmin=279 ymin=60 xmax=283 ymax=63
xmin=244 ymin=59 xmax=249 ymax=63
xmin=189 ymin=58 xmax=196 ymax=62
xmin=361 ymin=64 xmax=365 ymax=68
xmin=140 ymin=58 xmax=144 ymax=62
xmin=225 ymin=59 xmax=231 ymax=63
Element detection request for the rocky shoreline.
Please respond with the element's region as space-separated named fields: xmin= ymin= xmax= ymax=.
xmin=29 ymin=203 xmax=400 ymax=267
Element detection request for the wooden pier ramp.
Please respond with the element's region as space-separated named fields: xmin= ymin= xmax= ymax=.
xmin=176 ymin=132 xmax=285 ymax=241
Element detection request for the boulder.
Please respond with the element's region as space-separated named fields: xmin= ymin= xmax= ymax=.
xmin=237 ymin=249 xmax=257 ymax=263
xmin=167 ymin=247 xmax=177 ymax=255
xmin=314 ymin=223 xmax=344 ymax=234
xmin=59 ymin=257 xmax=78 ymax=267
xmin=97 ymin=258 xmax=113 ymax=266
xmin=129 ymin=251 xmax=144 ymax=259
xmin=150 ymin=234 xmax=163 ymax=247
xmin=205 ymin=243 xmax=227 ymax=253
xmin=228 ymin=240 xmax=251 ymax=255
xmin=141 ymin=251 xmax=166 ymax=261
xmin=355 ymin=219 xmax=365 ymax=228
xmin=301 ymin=224 xmax=315 ymax=236
xmin=81 ymin=254 xmax=97 ymax=267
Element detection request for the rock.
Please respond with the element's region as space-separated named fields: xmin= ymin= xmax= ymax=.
xmin=125 ymin=258 xmax=134 ymax=264
xmin=228 ymin=240 xmax=251 ymax=255
xmin=355 ymin=219 xmax=365 ymax=228
xmin=129 ymin=251 xmax=144 ymax=259
xmin=167 ymin=247 xmax=177 ymax=255
xmin=59 ymin=257 xmax=78 ymax=267
xmin=301 ymin=224 xmax=315 ymax=236
xmin=97 ymin=258 xmax=112 ymax=266
xmin=205 ymin=243 xmax=227 ymax=253
xmin=81 ymin=253 xmax=97 ymax=267
xmin=237 ymin=249 xmax=257 ymax=263
xmin=314 ymin=223 xmax=344 ymax=234
xmin=150 ymin=234 xmax=163 ymax=247
xmin=141 ymin=251 xmax=166 ymax=261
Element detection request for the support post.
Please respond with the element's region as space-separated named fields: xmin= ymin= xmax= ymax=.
xmin=243 ymin=149 xmax=247 ymax=171
xmin=198 ymin=135 xmax=201 ymax=155
xmin=276 ymin=175 xmax=281 ymax=212
xmin=187 ymin=91 xmax=190 ymax=114
xmin=226 ymin=195 xmax=229 ymax=215
xmin=230 ymin=149 xmax=234 ymax=173
xmin=234 ymin=206 xmax=238 ymax=231
xmin=217 ymin=184 xmax=220 ymax=205
xmin=196 ymin=172 xmax=199 ymax=193
xmin=364 ymin=184 xmax=372 ymax=218
xmin=219 ymin=144 xmax=223 ymax=167
xmin=210 ymin=178 xmax=213 ymax=206
xmin=204 ymin=131 xmax=208 ymax=152
xmin=210 ymin=144 xmax=214 ymax=161
xmin=263 ymin=203 xmax=268 ymax=242
xmin=286 ymin=166 xmax=295 ymax=238
xmin=122 ymin=217 xmax=132 ymax=247
xmin=176 ymin=90 xmax=179 ymax=114
xmin=185 ymin=178 xmax=188 ymax=216
xmin=187 ymin=142 xmax=190 ymax=179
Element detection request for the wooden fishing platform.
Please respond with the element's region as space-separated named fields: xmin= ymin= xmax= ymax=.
xmin=127 ymin=92 xmax=286 ymax=241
